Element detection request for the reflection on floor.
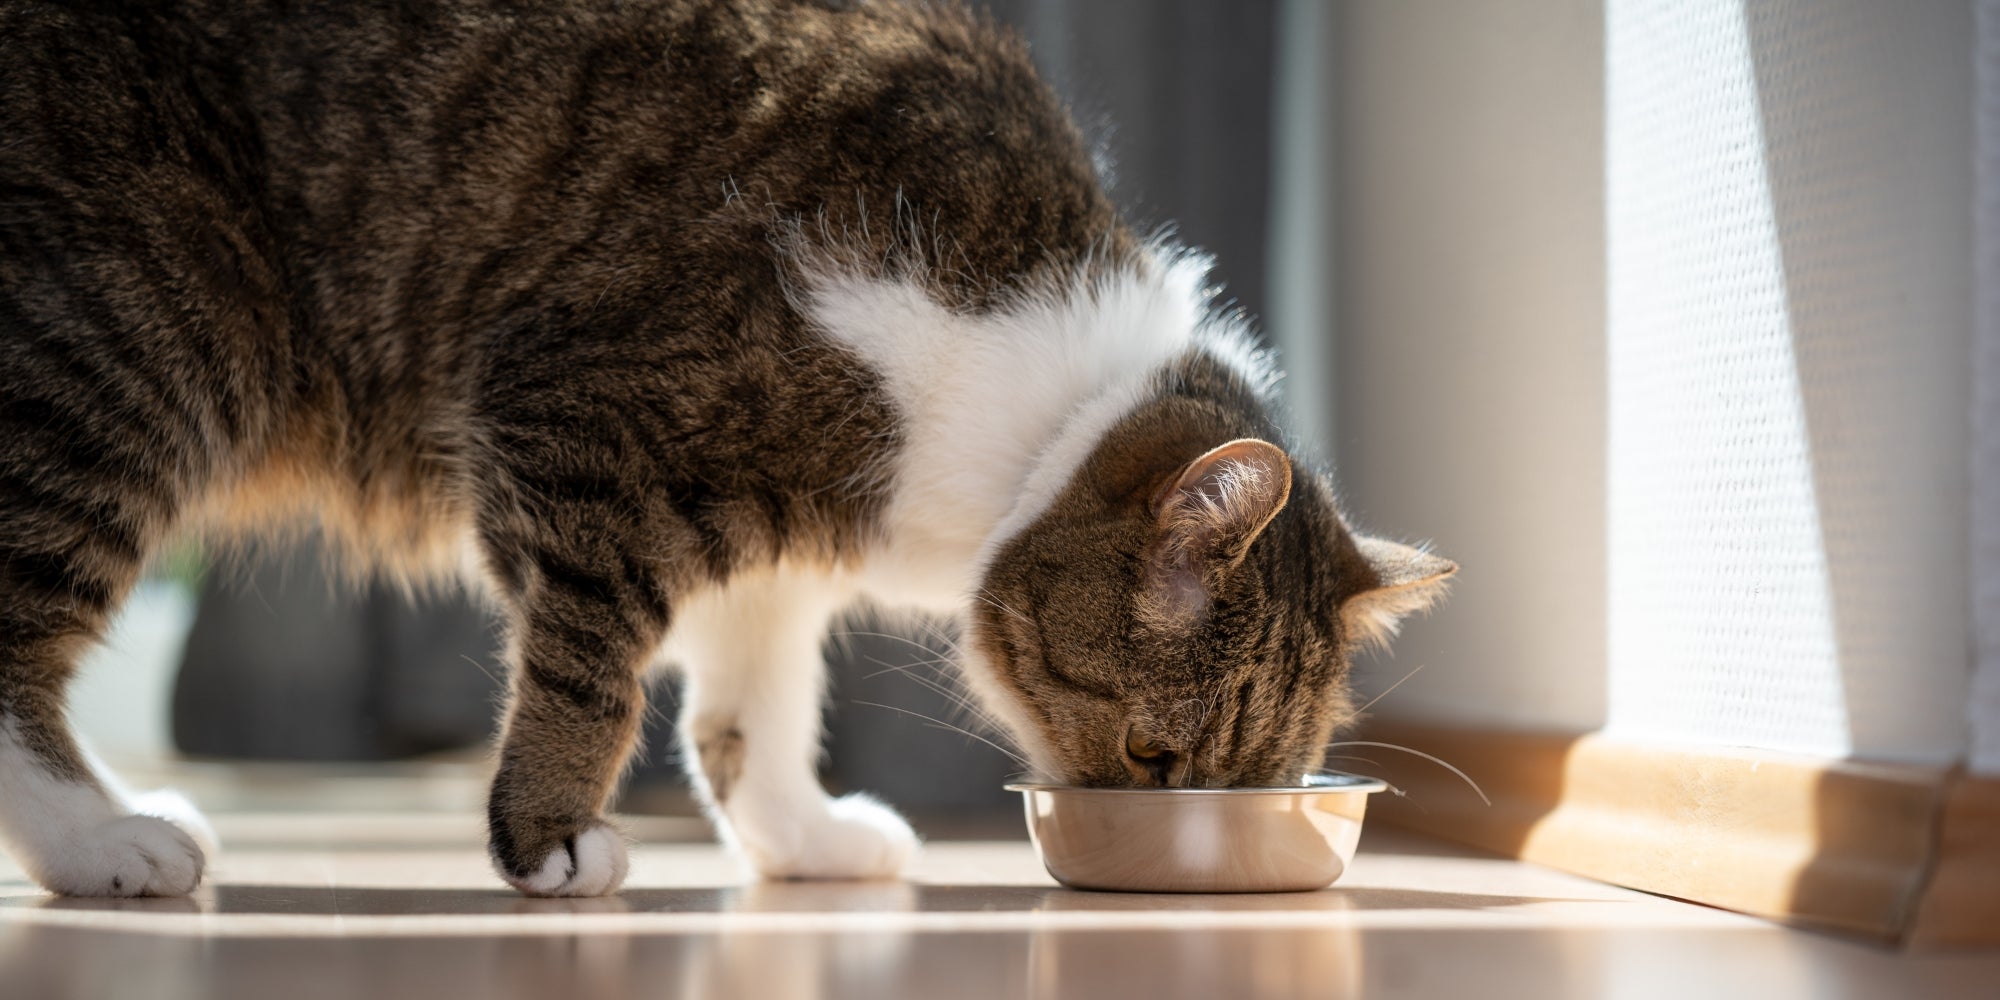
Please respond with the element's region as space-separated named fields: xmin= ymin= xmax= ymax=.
xmin=1 ymin=773 xmax=1995 ymax=999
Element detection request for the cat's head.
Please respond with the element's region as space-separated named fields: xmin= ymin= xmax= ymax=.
xmin=964 ymin=388 xmax=1454 ymax=788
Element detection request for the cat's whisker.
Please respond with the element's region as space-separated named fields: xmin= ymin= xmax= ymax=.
xmin=850 ymin=700 xmax=1029 ymax=767
xmin=917 ymin=680 xmax=1016 ymax=749
xmin=1354 ymin=663 xmax=1426 ymax=716
xmin=1305 ymin=765 xmax=1417 ymax=809
xmin=862 ymin=655 xmax=1010 ymax=737
xmin=458 ymin=653 xmax=503 ymax=688
xmin=857 ymin=651 xmax=958 ymax=680
xmin=899 ymin=623 xmax=969 ymax=668
xmin=829 ymin=629 xmax=959 ymax=669
xmin=1319 ymin=740 xmax=1491 ymax=805
xmin=831 ymin=625 xmax=953 ymax=652
xmin=972 ymin=588 xmax=1032 ymax=626
xmin=864 ymin=661 xmax=958 ymax=685
xmin=1378 ymin=781 xmax=1425 ymax=812
xmin=847 ymin=649 xmax=1020 ymax=749
xmin=910 ymin=618 xmax=967 ymax=658
xmin=1317 ymin=753 xmax=1382 ymax=769
xmin=821 ymin=622 xmax=1015 ymax=745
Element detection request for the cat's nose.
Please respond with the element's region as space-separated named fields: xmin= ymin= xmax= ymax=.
xmin=1124 ymin=725 xmax=1178 ymax=786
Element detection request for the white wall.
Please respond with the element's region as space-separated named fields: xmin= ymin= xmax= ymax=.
xmin=1604 ymin=0 xmax=1972 ymax=763
xmin=1973 ymin=0 xmax=2000 ymax=776
xmin=1327 ymin=0 xmax=1608 ymax=732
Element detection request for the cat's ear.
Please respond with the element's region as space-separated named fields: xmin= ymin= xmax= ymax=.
xmin=1140 ymin=439 xmax=1293 ymax=628
xmin=1341 ymin=536 xmax=1457 ymax=650
xmin=1155 ymin=438 xmax=1294 ymax=563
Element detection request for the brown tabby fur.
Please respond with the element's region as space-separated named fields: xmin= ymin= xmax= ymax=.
xmin=977 ymin=354 xmax=1403 ymax=789
xmin=0 ymin=0 xmax=1448 ymax=891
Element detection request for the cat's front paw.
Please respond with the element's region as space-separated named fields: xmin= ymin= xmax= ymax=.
xmin=35 ymin=814 xmax=206 ymax=897
xmin=746 ymin=793 xmax=919 ymax=880
xmin=128 ymin=788 xmax=219 ymax=860
xmin=493 ymin=820 xmax=629 ymax=897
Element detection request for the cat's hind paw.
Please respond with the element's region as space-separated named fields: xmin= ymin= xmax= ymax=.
xmin=501 ymin=822 xmax=629 ymax=897
xmin=750 ymin=793 xmax=919 ymax=881
xmin=37 ymin=814 xmax=206 ymax=897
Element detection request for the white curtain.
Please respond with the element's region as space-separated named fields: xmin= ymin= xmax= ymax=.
xmin=1605 ymin=0 xmax=1973 ymax=763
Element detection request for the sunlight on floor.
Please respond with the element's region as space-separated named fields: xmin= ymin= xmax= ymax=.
xmin=0 ymin=766 xmax=1994 ymax=999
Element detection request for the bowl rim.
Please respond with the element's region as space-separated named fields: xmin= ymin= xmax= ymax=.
xmin=1004 ymin=772 xmax=1388 ymax=796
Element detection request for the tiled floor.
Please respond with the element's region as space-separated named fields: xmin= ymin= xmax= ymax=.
xmin=1 ymin=767 xmax=1995 ymax=999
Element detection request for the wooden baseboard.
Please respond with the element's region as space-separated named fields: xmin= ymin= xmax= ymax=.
xmin=1355 ymin=720 xmax=1997 ymax=945
xmin=1908 ymin=770 xmax=2000 ymax=948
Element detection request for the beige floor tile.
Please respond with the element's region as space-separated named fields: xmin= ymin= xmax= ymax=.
xmin=1 ymin=777 xmax=1995 ymax=999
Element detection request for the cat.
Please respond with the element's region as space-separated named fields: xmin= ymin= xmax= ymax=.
xmin=0 ymin=0 xmax=1453 ymax=898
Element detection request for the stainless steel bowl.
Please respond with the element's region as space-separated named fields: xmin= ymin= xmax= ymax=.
xmin=1007 ymin=773 xmax=1387 ymax=893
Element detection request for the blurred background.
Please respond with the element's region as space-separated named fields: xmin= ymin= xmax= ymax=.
xmin=73 ymin=0 xmax=2000 ymax=826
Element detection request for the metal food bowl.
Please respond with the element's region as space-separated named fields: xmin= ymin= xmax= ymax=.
xmin=1007 ymin=773 xmax=1387 ymax=893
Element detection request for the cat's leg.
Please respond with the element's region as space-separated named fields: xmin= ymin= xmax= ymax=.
xmin=0 ymin=4 xmax=290 ymax=897
xmin=477 ymin=509 xmax=674 ymax=897
xmin=0 ymin=389 xmax=213 ymax=897
xmin=671 ymin=566 xmax=918 ymax=880
xmin=483 ymin=601 xmax=663 ymax=897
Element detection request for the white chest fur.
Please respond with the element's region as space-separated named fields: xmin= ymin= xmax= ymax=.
xmin=799 ymin=250 xmax=1272 ymax=614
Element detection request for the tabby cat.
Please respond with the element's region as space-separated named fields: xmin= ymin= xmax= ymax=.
xmin=0 ymin=0 xmax=1453 ymax=897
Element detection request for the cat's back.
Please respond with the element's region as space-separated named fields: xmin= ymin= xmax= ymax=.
xmin=198 ymin=0 xmax=1113 ymax=313
xmin=7 ymin=0 xmax=1113 ymax=353
xmin=1 ymin=0 xmax=1122 ymax=568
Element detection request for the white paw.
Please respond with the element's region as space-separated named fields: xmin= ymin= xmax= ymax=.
xmin=36 ymin=815 xmax=206 ymax=897
xmin=502 ymin=823 xmax=629 ymax=897
xmin=127 ymin=788 xmax=219 ymax=860
xmin=748 ymin=794 xmax=919 ymax=880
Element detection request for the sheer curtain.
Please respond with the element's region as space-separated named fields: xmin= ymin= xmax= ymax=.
xmin=1604 ymin=0 xmax=1973 ymax=763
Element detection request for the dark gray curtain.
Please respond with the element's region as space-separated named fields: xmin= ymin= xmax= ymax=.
xmin=985 ymin=0 xmax=1277 ymax=322
xmin=173 ymin=536 xmax=501 ymax=761
xmin=172 ymin=0 xmax=1279 ymax=814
